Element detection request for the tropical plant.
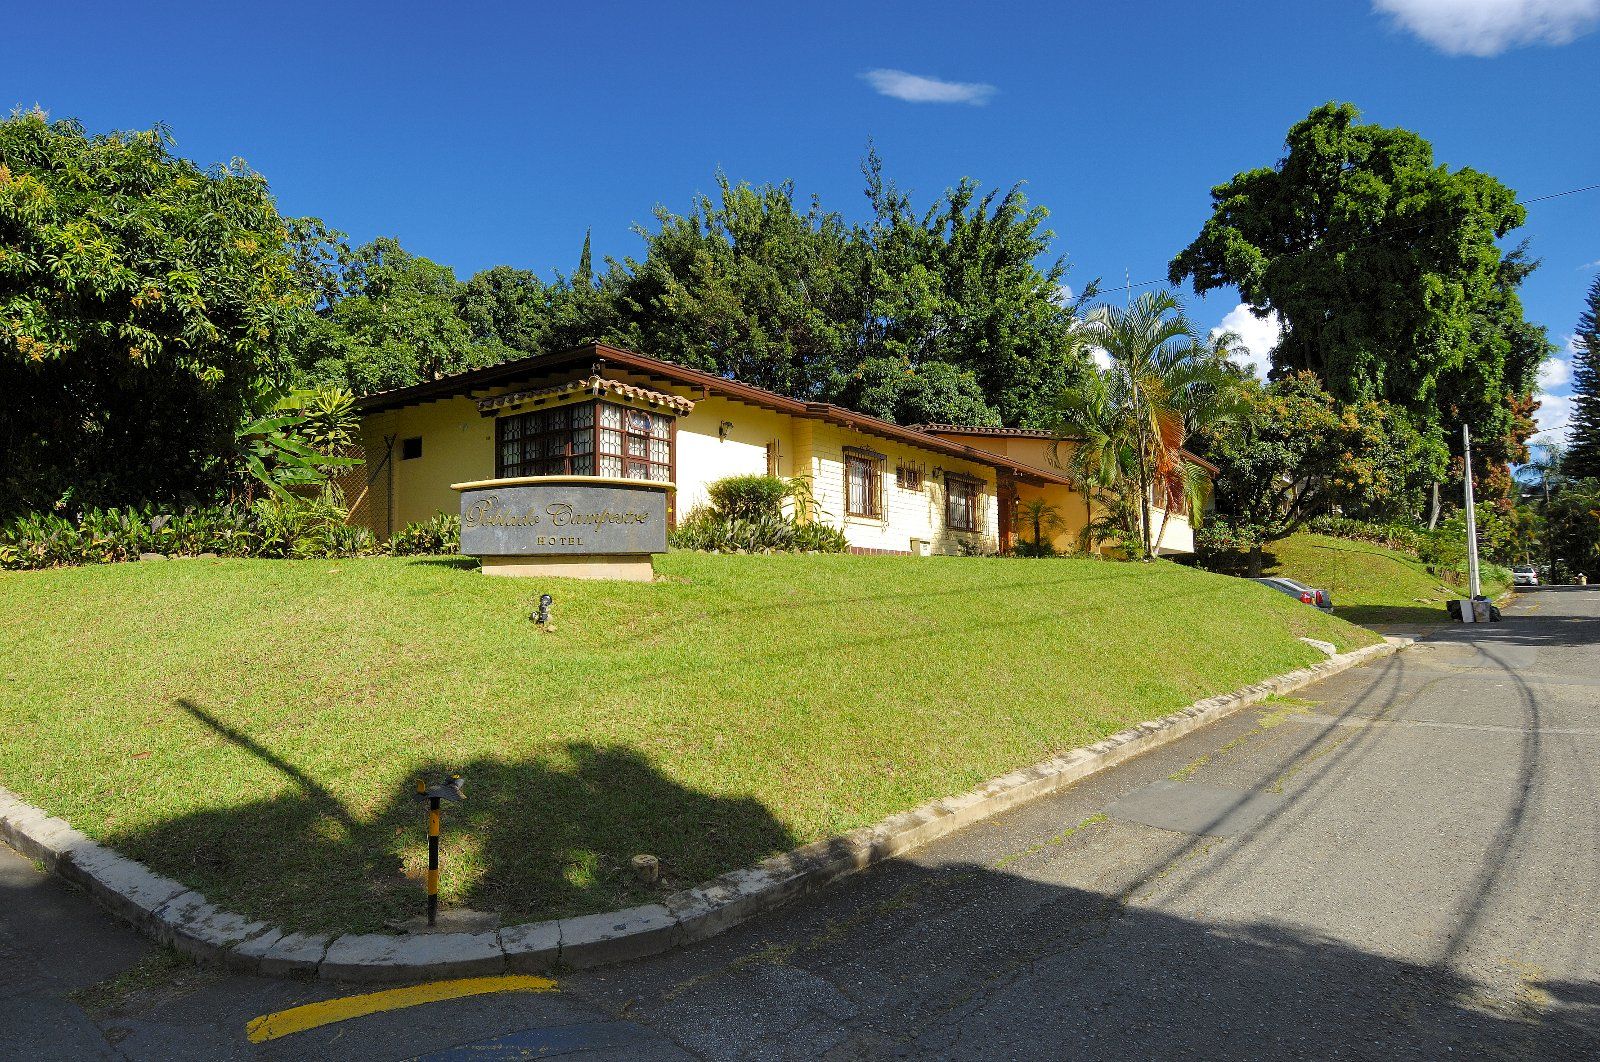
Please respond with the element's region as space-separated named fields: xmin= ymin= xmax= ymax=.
xmin=389 ymin=513 xmax=462 ymax=556
xmin=1051 ymin=291 xmax=1244 ymax=558
xmin=1014 ymin=498 xmax=1064 ymax=557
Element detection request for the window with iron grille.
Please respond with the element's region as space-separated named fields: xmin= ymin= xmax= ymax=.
xmin=845 ymin=452 xmax=882 ymax=518
xmin=895 ymin=463 xmax=923 ymax=491
xmin=496 ymin=401 xmax=670 ymax=481
xmin=946 ymin=476 xmax=978 ymax=531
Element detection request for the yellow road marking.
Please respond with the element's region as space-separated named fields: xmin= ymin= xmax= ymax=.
xmin=245 ymin=974 xmax=558 ymax=1043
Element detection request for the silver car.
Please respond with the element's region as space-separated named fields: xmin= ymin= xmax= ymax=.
xmin=1252 ymin=576 xmax=1334 ymax=613
xmin=1511 ymin=565 xmax=1539 ymax=586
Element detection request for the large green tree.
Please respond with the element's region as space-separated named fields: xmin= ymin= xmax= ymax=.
xmin=859 ymin=152 xmax=1088 ymax=426
xmin=602 ymin=174 xmax=865 ymax=400
xmin=1169 ymin=102 xmax=1547 ymax=500
xmin=0 ymin=111 xmax=308 ymax=516
xmin=1566 ymin=277 xmax=1600 ymax=480
xmin=298 ymin=237 xmax=503 ymax=393
xmin=602 ymin=156 xmax=1092 ymax=426
xmin=456 ymin=262 xmax=613 ymax=358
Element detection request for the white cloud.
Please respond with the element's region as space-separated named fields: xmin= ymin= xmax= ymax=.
xmin=1579 ymin=259 xmax=1600 ymax=270
xmin=1533 ymin=391 xmax=1573 ymax=441
xmin=1088 ymin=345 xmax=1112 ymax=371
xmin=1372 ymin=0 xmax=1600 ymax=56
xmin=861 ymin=69 xmax=997 ymax=105
xmin=1539 ymin=353 xmax=1572 ymax=390
xmin=1210 ymin=303 xmax=1284 ymax=379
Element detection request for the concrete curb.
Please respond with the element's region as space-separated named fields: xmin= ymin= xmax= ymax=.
xmin=0 ymin=636 xmax=1409 ymax=982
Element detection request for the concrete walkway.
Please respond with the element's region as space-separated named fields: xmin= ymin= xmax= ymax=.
xmin=5 ymin=587 xmax=1598 ymax=1059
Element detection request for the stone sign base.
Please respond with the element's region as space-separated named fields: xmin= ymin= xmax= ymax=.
xmin=481 ymin=554 xmax=655 ymax=582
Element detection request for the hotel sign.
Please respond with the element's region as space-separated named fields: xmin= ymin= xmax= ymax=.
xmin=457 ymin=482 xmax=668 ymax=556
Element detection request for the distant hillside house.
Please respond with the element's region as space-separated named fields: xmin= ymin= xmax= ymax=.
xmin=352 ymin=343 xmax=1210 ymax=557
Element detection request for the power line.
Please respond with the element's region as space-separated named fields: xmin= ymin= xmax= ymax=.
xmin=1093 ymin=180 xmax=1600 ymax=298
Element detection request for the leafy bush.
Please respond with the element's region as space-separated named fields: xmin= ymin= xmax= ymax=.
xmin=669 ymin=475 xmax=849 ymax=554
xmin=251 ymin=494 xmax=376 ymax=559
xmin=390 ymin=514 xmax=461 ymax=555
xmin=705 ymin=476 xmax=790 ymax=521
xmin=669 ymin=508 xmax=848 ymax=554
xmin=1306 ymin=515 xmax=1427 ymax=554
xmin=0 ymin=497 xmax=380 ymax=570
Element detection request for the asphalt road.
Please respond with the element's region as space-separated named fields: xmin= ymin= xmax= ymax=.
xmin=5 ymin=586 xmax=1598 ymax=1060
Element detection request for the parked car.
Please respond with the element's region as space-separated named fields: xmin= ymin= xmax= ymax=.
xmin=1511 ymin=565 xmax=1540 ymax=586
xmin=1251 ymin=576 xmax=1334 ymax=613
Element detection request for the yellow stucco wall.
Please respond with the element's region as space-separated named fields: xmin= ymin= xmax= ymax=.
xmin=674 ymin=398 xmax=795 ymax=515
xmin=931 ymin=431 xmax=1197 ymax=556
xmin=802 ymin=423 xmax=999 ymax=554
xmin=360 ymin=395 xmax=498 ymax=535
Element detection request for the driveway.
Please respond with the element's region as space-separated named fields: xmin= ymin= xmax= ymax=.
xmin=5 ymin=587 xmax=1598 ymax=1059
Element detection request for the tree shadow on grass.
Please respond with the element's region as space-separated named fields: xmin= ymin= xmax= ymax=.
xmin=401 ymin=555 xmax=480 ymax=571
xmin=1337 ymin=603 xmax=1451 ymax=627
xmin=102 ymin=700 xmax=796 ymax=935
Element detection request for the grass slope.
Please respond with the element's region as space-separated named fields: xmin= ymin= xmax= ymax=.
xmin=1246 ymin=532 xmax=1511 ymax=625
xmin=1 ymin=552 xmax=1375 ymax=933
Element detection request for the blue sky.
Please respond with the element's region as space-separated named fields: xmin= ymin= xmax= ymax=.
xmin=5 ymin=1 xmax=1597 ymax=440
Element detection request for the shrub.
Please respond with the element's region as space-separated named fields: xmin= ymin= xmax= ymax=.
xmin=390 ymin=514 xmax=461 ymax=555
xmin=706 ymin=476 xmax=789 ymax=521
xmin=668 ymin=507 xmax=847 ymax=554
xmin=0 ymin=497 xmax=376 ymax=570
xmin=250 ymin=494 xmax=376 ymax=559
xmin=669 ymin=475 xmax=848 ymax=554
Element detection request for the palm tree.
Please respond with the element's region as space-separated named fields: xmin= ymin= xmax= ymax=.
xmin=1015 ymin=497 xmax=1065 ymax=555
xmin=1053 ymin=291 xmax=1244 ymax=558
xmin=1048 ymin=366 xmax=1141 ymax=555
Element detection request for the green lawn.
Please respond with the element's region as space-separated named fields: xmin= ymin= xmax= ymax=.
xmin=1221 ymin=532 xmax=1512 ymax=626
xmin=1 ymin=552 xmax=1375 ymax=934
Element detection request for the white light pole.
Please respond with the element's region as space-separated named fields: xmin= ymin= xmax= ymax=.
xmin=1462 ymin=424 xmax=1482 ymax=600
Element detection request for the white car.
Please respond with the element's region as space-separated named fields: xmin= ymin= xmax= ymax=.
xmin=1511 ymin=565 xmax=1540 ymax=586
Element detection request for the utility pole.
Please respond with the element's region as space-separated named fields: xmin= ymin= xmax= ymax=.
xmin=1462 ymin=424 xmax=1482 ymax=599
xmin=1543 ymin=472 xmax=1556 ymax=584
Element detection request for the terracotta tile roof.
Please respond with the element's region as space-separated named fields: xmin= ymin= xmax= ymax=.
xmin=476 ymin=375 xmax=696 ymax=416
xmin=355 ymin=343 xmax=1079 ymax=487
xmin=918 ymin=423 xmax=1220 ymax=477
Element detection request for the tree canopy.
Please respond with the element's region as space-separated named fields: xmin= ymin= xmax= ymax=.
xmin=0 ymin=110 xmax=307 ymax=516
xmin=1168 ymin=102 xmax=1548 ymax=493
xmin=1199 ymin=372 xmax=1446 ymax=572
xmin=292 ymin=154 xmax=1095 ymax=430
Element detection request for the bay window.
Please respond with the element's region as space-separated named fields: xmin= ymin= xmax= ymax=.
xmin=496 ymin=400 xmax=672 ymax=482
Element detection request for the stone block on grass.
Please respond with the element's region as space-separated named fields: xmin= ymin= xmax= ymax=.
xmin=230 ymin=929 xmax=332 ymax=976
xmin=152 ymin=891 xmax=274 ymax=964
